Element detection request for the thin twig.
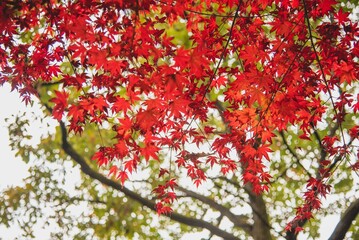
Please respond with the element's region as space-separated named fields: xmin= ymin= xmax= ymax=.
xmin=302 ymin=0 xmax=346 ymax=145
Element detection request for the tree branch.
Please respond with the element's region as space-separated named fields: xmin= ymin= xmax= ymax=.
xmin=177 ymin=185 xmax=253 ymax=235
xmin=243 ymin=184 xmax=273 ymax=240
xmin=301 ymin=0 xmax=345 ymax=143
xmin=58 ymin=121 xmax=239 ymax=240
xmin=328 ymin=198 xmax=359 ymax=240
xmin=285 ymin=138 xmax=356 ymax=240
xmin=285 ymin=1 xmax=353 ymax=238
xmin=278 ymin=131 xmax=311 ymax=178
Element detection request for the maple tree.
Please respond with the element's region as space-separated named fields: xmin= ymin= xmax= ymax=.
xmin=0 ymin=0 xmax=359 ymax=239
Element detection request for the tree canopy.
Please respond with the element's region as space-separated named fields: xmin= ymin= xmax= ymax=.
xmin=0 ymin=0 xmax=359 ymax=239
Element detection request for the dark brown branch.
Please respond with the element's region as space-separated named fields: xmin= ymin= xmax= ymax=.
xmin=279 ymin=131 xmax=311 ymax=178
xmin=217 ymin=171 xmax=276 ymax=239
xmin=310 ymin=124 xmax=326 ymax=160
xmin=215 ymin=175 xmax=275 ymax=239
xmin=243 ymin=185 xmax=273 ymax=240
xmin=214 ymin=100 xmax=227 ymax=123
xmin=177 ymin=186 xmax=252 ymax=234
xmin=200 ymin=3 xmax=241 ymax=101
xmin=302 ymin=0 xmax=345 ymax=143
xmin=58 ymin=122 xmax=239 ymax=240
xmin=285 ymin=138 xmax=355 ymax=240
xmin=310 ymin=125 xmax=329 ymax=180
xmin=328 ymin=138 xmax=355 ymax=173
xmin=328 ymin=198 xmax=359 ymax=240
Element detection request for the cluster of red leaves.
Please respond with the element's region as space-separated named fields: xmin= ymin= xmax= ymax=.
xmin=153 ymin=178 xmax=177 ymax=215
xmin=1 ymin=0 xmax=359 ymax=233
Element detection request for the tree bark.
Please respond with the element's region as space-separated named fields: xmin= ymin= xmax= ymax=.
xmin=177 ymin=185 xmax=253 ymax=235
xmin=328 ymin=198 xmax=359 ymax=240
xmin=245 ymin=185 xmax=273 ymax=240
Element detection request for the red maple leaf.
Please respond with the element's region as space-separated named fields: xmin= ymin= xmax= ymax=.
xmin=50 ymin=91 xmax=68 ymax=121
xmin=140 ymin=144 xmax=161 ymax=161
xmin=117 ymin=171 xmax=128 ymax=185
xmin=256 ymin=144 xmax=272 ymax=161
xmin=92 ymin=147 xmax=109 ymax=166
xmin=136 ymin=108 xmax=158 ymax=131
xmin=3 ymin=0 xmax=358 ymax=232
xmin=111 ymin=97 xmax=131 ymax=114
xmin=108 ymin=165 xmax=118 ymax=177
xmin=334 ymin=8 xmax=349 ymax=24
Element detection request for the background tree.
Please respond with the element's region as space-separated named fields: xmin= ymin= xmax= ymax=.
xmin=0 ymin=0 xmax=358 ymax=239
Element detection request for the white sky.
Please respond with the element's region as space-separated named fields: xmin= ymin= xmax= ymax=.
xmin=0 ymin=85 xmax=30 ymax=189
xmin=0 ymin=85 xmax=60 ymax=239
xmin=0 ymin=85 xmax=31 ymax=239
